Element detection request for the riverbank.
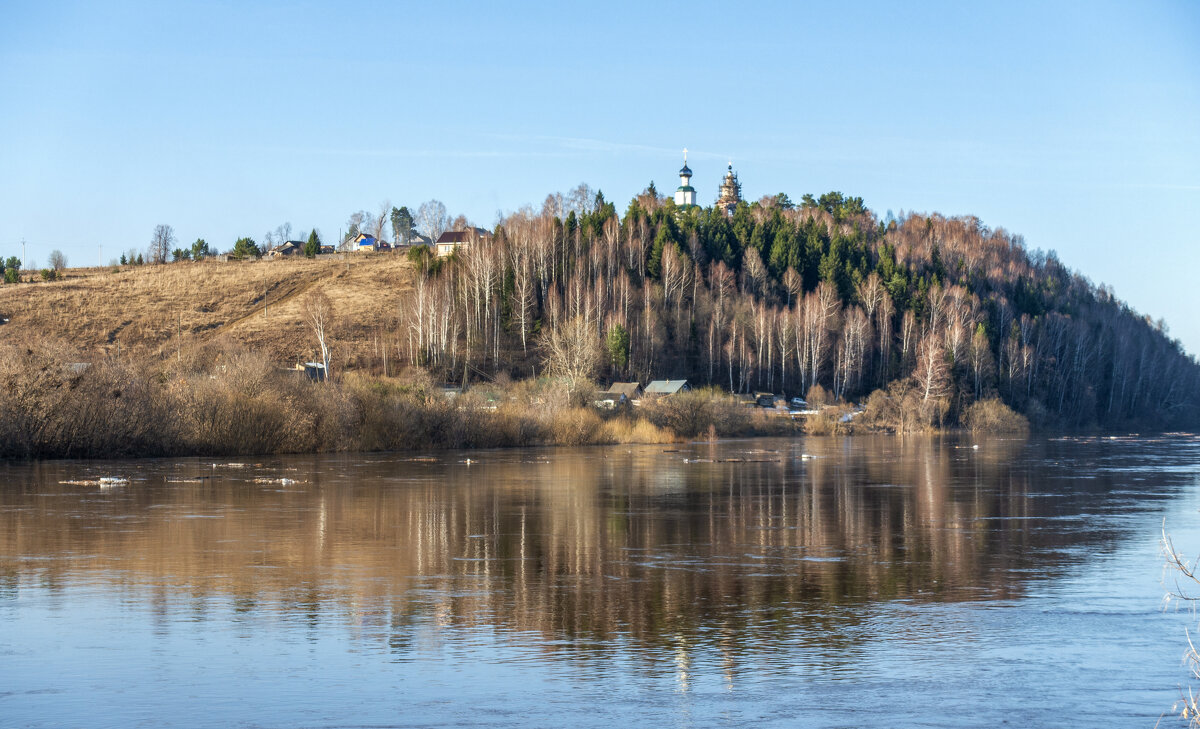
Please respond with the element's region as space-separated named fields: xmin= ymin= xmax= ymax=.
xmin=0 ymin=338 xmax=797 ymax=460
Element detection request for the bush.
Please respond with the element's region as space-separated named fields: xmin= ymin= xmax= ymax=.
xmin=806 ymin=384 xmax=832 ymax=409
xmin=641 ymin=388 xmax=748 ymax=439
xmin=963 ymin=398 xmax=1029 ymax=434
xmin=858 ymin=381 xmax=932 ymax=433
xmin=0 ymin=334 xmax=755 ymax=459
xmin=599 ymin=416 xmax=676 ymax=444
xmin=550 ymin=407 xmax=603 ymax=445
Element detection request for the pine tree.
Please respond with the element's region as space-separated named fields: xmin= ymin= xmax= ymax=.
xmin=305 ymin=230 xmax=321 ymax=258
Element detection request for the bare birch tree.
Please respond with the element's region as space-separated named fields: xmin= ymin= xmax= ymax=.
xmin=304 ymin=290 xmax=334 ymax=381
xmin=150 ymin=224 xmax=175 ymax=264
xmin=541 ymin=314 xmax=600 ymax=401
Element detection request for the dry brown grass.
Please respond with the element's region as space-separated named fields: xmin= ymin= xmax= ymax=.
xmin=0 ymin=254 xmax=414 ymax=369
xmin=599 ymin=417 xmax=677 ymax=444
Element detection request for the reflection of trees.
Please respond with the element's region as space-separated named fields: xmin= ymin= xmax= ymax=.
xmin=0 ymin=436 xmax=1172 ymax=671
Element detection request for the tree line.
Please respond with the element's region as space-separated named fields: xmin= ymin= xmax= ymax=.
xmin=396 ymin=186 xmax=1199 ymax=430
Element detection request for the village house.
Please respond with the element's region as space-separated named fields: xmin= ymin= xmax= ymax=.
xmin=266 ymin=240 xmax=304 ymax=259
xmin=594 ymin=382 xmax=643 ymax=408
xmin=644 ymin=380 xmax=690 ymax=397
xmin=352 ymin=233 xmax=383 ymax=252
xmin=435 ymin=227 xmax=493 ymax=257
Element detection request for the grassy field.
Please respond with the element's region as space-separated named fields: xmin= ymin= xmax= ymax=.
xmin=0 ymin=254 xmax=414 ymax=369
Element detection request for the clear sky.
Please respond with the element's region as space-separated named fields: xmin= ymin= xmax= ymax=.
xmin=2 ymin=1 xmax=1198 ymax=354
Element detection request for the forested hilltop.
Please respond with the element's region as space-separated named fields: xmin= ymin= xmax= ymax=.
xmin=406 ymin=187 xmax=1199 ymax=430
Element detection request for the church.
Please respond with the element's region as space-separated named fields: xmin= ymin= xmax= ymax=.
xmin=672 ymin=149 xmax=742 ymax=216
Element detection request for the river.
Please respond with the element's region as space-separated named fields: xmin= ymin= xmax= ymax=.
xmin=2 ymin=434 xmax=1199 ymax=727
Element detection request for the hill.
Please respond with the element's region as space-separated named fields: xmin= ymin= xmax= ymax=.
xmin=2 ymin=187 xmax=1198 ymax=441
xmin=0 ymin=254 xmax=414 ymax=371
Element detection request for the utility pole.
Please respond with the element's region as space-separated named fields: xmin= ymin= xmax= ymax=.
xmin=21 ymin=239 xmax=26 ymax=273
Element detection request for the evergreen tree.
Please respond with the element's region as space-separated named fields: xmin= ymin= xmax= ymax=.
xmin=232 ymin=237 xmax=260 ymax=260
xmin=606 ymin=324 xmax=630 ymax=372
xmin=647 ymin=223 xmax=674 ymax=279
xmin=390 ymin=206 xmax=414 ymax=244
xmin=305 ymin=230 xmax=321 ymax=258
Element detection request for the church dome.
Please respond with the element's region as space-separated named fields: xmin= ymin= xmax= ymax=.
xmin=679 ymin=163 xmax=692 ymax=176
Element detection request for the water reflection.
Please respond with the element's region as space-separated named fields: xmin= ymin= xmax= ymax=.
xmin=3 ymin=436 xmax=1193 ymax=674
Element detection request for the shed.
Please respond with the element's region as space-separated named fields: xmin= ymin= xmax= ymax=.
xmin=299 ymin=362 xmax=326 ymax=382
xmin=644 ymin=379 xmax=690 ymax=396
xmin=594 ymin=381 xmax=643 ymax=408
xmin=605 ymin=382 xmax=643 ymax=401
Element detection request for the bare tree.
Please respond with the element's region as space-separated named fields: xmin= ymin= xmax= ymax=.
xmin=1162 ymin=526 xmax=1200 ymax=727
xmin=914 ymin=331 xmax=950 ymax=422
xmin=541 ymin=314 xmax=600 ymax=400
xmin=968 ymin=325 xmax=994 ymax=399
xmin=304 ymin=291 xmax=334 ymax=381
xmin=782 ymin=266 xmax=802 ymax=308
xmin=857 ymin=272 xmax=884 ymax=319
xmin=742 ymin=247 xmax=768 ymax=298
xmin=506 ymin=211 xmax=537 ymax=354
xmin=416 ymin=200 xmax=449 ymax=242
xmin=150 ymin=224 xmax=175 ymax=264
xmin=372 ymin=201 xmax=390 ymax=241
xmin=341 ymin=210 xmax=375 ymax=250
xmin=47 ymin=250 xmax=67 ymax=272
xmin=566 ymin=182 xmax=596 ymax=217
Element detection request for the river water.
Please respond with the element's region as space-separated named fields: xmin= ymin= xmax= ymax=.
xmin=2 ymin=434 xmax=1200 ymax=728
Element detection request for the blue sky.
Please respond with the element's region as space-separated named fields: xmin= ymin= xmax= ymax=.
xmin=2 ymin=1 xmax=1198 ymax=353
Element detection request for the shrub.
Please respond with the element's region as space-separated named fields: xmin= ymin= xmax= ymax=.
xmin=805 ymin=384 xmax=832 ymax=409
xmin=963 ymin=398 xmax=1030 ymax=434
xmin=857 ymin=380 xmax=934 ymax=433
xmin=599 ymin=416 xmax=676 ymax=444
xmin=641 ymin=388 xmax=748 ymax=438
xmin=550 ymin=407 xmax=603 ymax=445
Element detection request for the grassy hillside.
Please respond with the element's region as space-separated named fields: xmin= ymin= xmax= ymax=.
xmin=0 ymin=254 xmax=413 ymax=370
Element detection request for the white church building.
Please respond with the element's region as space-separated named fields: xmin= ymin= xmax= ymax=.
xmin=672 ymin=148 xmax=742 ymax=215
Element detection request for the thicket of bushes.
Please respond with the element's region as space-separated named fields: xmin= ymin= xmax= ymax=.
xmin=962 ymin=398 xmax=1030 ymax=434
xmin=0 ymin=338 xmax=791 ymax=460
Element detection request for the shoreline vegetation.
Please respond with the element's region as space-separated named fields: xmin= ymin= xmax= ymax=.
xmin=2 ymin=186 xmax=1197 ymax=459
xmin=5 ymin=336 xmax=1024 ymax=461
xmin=0 ymin=338 xmax=784 ymax=460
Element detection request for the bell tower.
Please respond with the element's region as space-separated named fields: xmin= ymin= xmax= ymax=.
xmin=716 ymin=160 xmax=742 ymax=217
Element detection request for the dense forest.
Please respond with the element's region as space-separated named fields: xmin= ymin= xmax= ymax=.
xmin=399 ymin=186 xmax=1200 ymax=430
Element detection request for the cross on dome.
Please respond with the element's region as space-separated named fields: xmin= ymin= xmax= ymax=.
xmin=675 ymin=147 xmax=696 ymax=208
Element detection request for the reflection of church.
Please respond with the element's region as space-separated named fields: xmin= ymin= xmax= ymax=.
xmin=673 ymin=149 xmax=742 ymax=216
